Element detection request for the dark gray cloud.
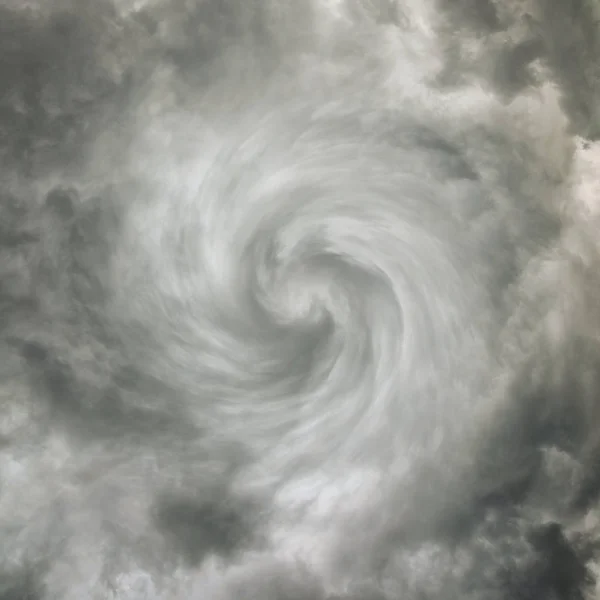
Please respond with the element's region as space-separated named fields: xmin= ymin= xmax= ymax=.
xmin=0 ymin=1 xmax=599 ymax=598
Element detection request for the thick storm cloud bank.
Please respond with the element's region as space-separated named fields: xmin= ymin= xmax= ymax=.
xmin=1 ymin=1 xmax=600 ymax=598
